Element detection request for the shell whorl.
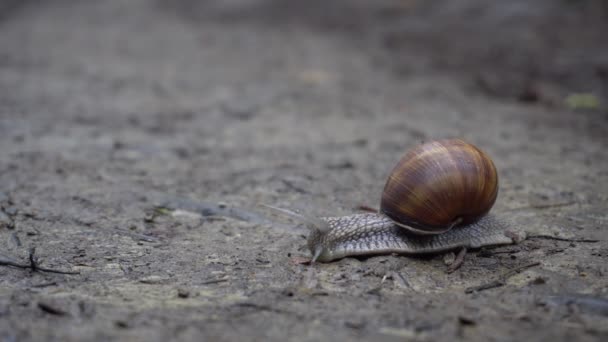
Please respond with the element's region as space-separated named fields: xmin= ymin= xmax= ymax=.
xmin=380 ymin=139 xmax=499 ymax=234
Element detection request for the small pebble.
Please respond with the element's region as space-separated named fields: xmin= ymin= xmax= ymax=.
xmin=177 ymin=288 xmax=190 ymax=298
xmin=443 ymin=252 xmax=456 ymax=266
xmin=530 ymin=277 xmax=546 ymax=285
xmin=344 ymin=319 xmax=365 ymax=329
xmin=115 ymin=320 xmax=129 ymax=329
xmin=458 ymin=316 xmax=476 ymax=326
xmin=0 ymin=211 xmax=13 ymax=229
xmin=139 ymin=275 xmax=168 ymax=284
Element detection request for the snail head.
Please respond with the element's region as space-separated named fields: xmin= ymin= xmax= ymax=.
xmin=263 ymin=205 xmax=330 ymax=262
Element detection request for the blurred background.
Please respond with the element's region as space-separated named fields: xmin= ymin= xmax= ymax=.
xmin=0 ymin=1 xmax=607 ymax=341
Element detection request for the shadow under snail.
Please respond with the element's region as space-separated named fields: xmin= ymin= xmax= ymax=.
xmin=268 ymin=138 xmax=526 ymax=263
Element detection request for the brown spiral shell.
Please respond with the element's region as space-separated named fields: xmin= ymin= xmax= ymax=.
xmin=380 ymin=139 xmax=499 ymax=234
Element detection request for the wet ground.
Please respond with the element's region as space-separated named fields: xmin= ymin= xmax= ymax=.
xmin=1 ymin=0 xmax=607 ymax=341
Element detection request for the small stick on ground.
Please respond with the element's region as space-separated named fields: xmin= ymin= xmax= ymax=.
xmin=281 ymin=179 xmax=309 ymax=194
xmin=465 ymin=280 xmax=504 ymax=293
xmin=111 ymin=227 xmax=160 ymax=242
xmin=356 ymin=205 xmax=378 ymax=213
xmin=526 ymin=235 xmax=599 ymax=243
xmin=476 ymin=248 xmax=520 ymax=257
xmin=234 ymin=302 xmax=303 ymax=318
xmin=465 ymin=261 xmax=540 ymax=294
xmin=31 ymin=282 xmax=58 ymax=288
xmin=506 ymin=201 xmax=576 ymax=211
xmin=447 ymin=247 xmax=467 ymax=274
xmin=29 ymin=247 xmax=39 ymax=272
xmin=38 ymin=302 xmax=68 ymax=316
xmin=0 ymin=248 xmax=80 ymax=275
xmin=290 ymin=256 xmax=311 ymax=265
xmin=501 ymin=261 xmax=541 ymax=279
xmin=200 ymin=277 xmax=229 ymax=285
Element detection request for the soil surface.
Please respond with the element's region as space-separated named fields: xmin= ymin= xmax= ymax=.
xmin=1 ymin=0 xmax=607 ymax=341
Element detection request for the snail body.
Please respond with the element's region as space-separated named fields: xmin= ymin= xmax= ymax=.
xmin=270 ymin=139 xmax=523 ymax=262
xmin=307 ymin=212 xmax=514 ymax=262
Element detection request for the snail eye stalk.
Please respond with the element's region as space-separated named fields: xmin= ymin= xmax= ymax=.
xmin=262 ymin=204 xmax=331 ymax=233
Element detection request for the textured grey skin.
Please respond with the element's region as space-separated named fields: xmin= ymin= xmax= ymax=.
xmin=308 ymin=213 xmax=522 ymax=262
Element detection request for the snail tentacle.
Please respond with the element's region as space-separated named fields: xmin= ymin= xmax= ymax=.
xmin=263 ymin=205 xmax=331 ymax=233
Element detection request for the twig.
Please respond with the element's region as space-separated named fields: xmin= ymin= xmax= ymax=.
xmin=289 ymin=256 xmax=311 ymax=265
xmin=235 ymin=302 xmax=277 ymax=311
xmin=528 ymin=202 xmax=576 ymax=209
xmin=465 ymin=280 xmax=504 ymax=293
xmin=465 ymin=261 xmax=540 ymax=293
xmin=200 ymin=277 xmax=229 ymax=285
xmin=526 ymin=235 xmax=599 ymax=243
xmin=31 ymin=282 xmax=58 ymax=288
xmin=111 ymin=227 xmax=160 ymax=242
xmin=356 ymin=205 xmax=378 ymax=213
xmin=0 ymin=249 xmax=80 ymax=275
xmin=38 ymin=302 xmax=67 ymax=316
xmin=447 ymin=247 xmax=467 ymax=274
xmin=0 ymin=258 xmax=28 ymax=269
xmin=234 ymin=302 xmax=302 ymax=318
xmin=476 ymin=248 xmax=520 ymax=258
xmin=32 ymin=266 xmax=79 ymax=275
xmin=501 ymin=262 xmax=541 ymax=279
xmin=29 ymin=247 xmax=38 ymax=272
xmin=10 ymin=232 xmax=21 ymax=247
xmin=0 ymin=207 xmax=15 ymax=229
xmin=281 ymin=179 xmax=309 ymax=194
xmin=506 ymin=201 xmax=576 ymax=211
xmin=393 ymin=272 xmax=411 ymax=289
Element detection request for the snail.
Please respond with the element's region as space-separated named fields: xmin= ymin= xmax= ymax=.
xmin=268 ymin=138 xmax=525 ymax=263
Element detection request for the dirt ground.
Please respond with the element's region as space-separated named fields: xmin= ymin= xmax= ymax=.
xmin=1 ymin=0 xmax=607 ymax=341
